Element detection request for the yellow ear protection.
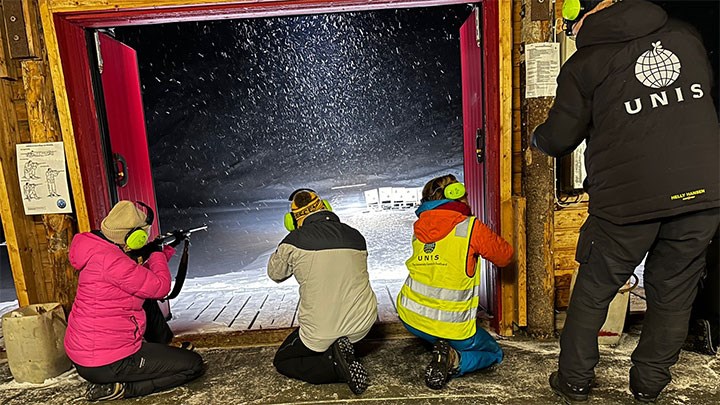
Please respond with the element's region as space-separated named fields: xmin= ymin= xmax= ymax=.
xmin=124 ymin=201 xmax=154 ymax=250
xmin=562 ymin=0 xmax=607 ymax=35
xmin=421 ymin=181 xmax=467 ymax=203
xmin=443 ymin=182 xmax=466 ymax=200
xmin=284 ymin=188 xmax=332 ymax=231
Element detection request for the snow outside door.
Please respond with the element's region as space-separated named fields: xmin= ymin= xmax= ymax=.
xmin=98 ymin=33 xmax=160 ymax=238
xmin=460 ymin=8 xmax=498 ymax=322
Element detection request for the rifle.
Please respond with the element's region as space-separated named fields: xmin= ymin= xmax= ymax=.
xmin=127 ymin=225 xmax=207 ymax=261
xmin=127 ymin=225 xmax=208 ymax=300
xmin=156 ymin=225 xmax=208 ymax=246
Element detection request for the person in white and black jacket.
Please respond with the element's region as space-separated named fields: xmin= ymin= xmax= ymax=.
xmin=267 ymin=189 xmax=378 ymax=395
xmin=532 ymin=0 xmax=719 ymax=403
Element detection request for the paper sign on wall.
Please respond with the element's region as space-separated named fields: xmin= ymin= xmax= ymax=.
xmin=16 ymin=142 xmax=73 ymax=215
xmin=525 ymin=42 xmax=560 ymax=98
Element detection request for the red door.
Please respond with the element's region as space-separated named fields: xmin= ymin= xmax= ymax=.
xmin=98 ymin=33 xmax=160 ymax=237
xmin=460 ymin=7 xmax=498 ymax=325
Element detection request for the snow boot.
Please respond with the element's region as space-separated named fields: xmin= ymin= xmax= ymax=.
xmin=683 ymin=318 xmax=717 ymax=355
xmin=424 ymin=339 xmax=459 ymax=390
xmin=549 ymin=371 xmax=591 ymax=403
xmin=85 ymin=382 xmax=125 ymax=401
xmin=331 ymin=336 xmax=369 ymax=395
xmin=171 ymin=341 xmax=195 ymax=351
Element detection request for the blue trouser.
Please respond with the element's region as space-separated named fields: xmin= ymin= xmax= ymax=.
xmin=402 ymin=321 xmax=503 ymax=376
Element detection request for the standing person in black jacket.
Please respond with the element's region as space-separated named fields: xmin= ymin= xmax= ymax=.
xmin=267 ymin=189 xmax=378 ymax=395
xmin=532 ymin=0 xmax=720 ymax=402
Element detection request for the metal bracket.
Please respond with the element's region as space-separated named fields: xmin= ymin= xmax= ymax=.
xmin=1 ymin=0 xmax=30 ymax=59
xmin=531 ymin=0 xmax=551 ymax=21
xmin=476 ymin=128 xmax=485 ymax=163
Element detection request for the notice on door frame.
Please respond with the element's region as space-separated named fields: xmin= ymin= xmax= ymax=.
xmin=16 ymin=142 xmax=73 ymax=215
xmin=525 ymin=42 xmax=560 ymax=99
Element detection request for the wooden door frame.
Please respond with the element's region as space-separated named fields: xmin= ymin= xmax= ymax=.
xmin=38 ymin=0 xmax=517 ymax=334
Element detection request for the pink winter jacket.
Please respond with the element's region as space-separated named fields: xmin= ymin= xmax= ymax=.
xmin=64 ymin=232 xmax=175 ymax=367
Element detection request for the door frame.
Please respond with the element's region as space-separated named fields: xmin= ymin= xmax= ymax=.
xmin=38 ymin=0 xmax=516 ymax=334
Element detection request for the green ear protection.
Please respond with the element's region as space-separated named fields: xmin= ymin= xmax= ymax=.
xmin=562 ymin=0 xmax=608 ymax=35
xmin=421 ymin=180 xmax=467 ymax=203
xmin=284 ymin=188 xmax=332 ymax=232
xmin=562 ymin=0 xmax=583 ymax=21
xmin=443 ymin=182 xmax=466 ymax=200
xmin=124 ymin=201 xmax=154 ymax=250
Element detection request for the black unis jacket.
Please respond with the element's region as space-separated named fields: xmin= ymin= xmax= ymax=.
xmin=532 ymin=0 xmax=719 ymax=224
xmin=267 ymin=211 xmax=377 ymax=352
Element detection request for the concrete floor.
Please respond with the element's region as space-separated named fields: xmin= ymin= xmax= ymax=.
xmin=0 ymin=324 xmax=717 ymax=404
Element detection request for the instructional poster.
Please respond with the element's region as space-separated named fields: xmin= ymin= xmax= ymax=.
xmin=16 ymin=142 xmax=73 ymax=215
xmin=525 ymin=42 xmax=560 ymax=98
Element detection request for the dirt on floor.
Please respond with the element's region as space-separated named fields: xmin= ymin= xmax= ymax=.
xmin=0 ymin=324 xmax=717 ymax=404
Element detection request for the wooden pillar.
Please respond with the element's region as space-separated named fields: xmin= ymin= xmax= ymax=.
xmin=521 ymin=0 xmax=556 ymax=337
xmin=0 ymin=0 xmax=77 ymax=310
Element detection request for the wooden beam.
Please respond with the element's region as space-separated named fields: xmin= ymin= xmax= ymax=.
xmin=522 ymin=0 xmax=556 ymax=337
xmin=0 ymin=78 xmax=46 ymax=306
xmin=498 ymin=0 xmax=516 ymax=336
xmin=38 ymin=0 xmax=91 ymax=232
xmin=22 ymin=58 xmax=78 ymax=311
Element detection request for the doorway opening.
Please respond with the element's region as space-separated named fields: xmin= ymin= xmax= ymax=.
xmin=56 ymin=2 xmax=506 ymax=332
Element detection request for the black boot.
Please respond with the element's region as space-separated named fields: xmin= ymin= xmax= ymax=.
xmin=424 ymin=339 xmax=459 ymax=390
xmin=330 ymin=337 xmax=369 ymax=395
xmin=85 ymin=382 xmax=125 ymax=402
xmin=549 ymin=371 xmax=591 ymax=403
xmin=683 ymin=318 xmax=717 ymax=355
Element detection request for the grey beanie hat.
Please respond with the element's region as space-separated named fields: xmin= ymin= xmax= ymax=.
xmin=100 ymin=201 xmax=148 ymax=245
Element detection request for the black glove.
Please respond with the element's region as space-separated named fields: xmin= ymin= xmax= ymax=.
xmin=168 ymin=230 xmax=189 ymax=248
xmin=127 ymin=239 xmax=162 ymax=261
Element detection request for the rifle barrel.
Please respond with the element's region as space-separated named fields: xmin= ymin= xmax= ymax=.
xmin=187 ymin=225 xmax=208 ymax=233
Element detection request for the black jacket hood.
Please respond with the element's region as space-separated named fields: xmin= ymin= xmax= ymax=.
xmin=577 ymin=0 xmax=668 ymax=48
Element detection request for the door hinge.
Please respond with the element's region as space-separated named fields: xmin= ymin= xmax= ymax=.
xmin=93 ymin=31 xmax=103 ymax=74
xmin=1 ymin=0 xmax=31 ymax=59
xmin=476 ymin=128 xmax=485 ymax=163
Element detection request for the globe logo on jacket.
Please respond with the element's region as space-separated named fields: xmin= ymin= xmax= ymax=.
xmin=635 ymin=41 xmax=680 ymax=88
xmin=624 ymin=41 xmax=704 ymax=115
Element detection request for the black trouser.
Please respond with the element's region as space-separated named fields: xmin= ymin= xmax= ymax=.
xmin=74 ymin=343 xmax=204 ymax=398
xmin=273 ymin=328 xmax=343 ymax=384
xmin=690 ymin=226 xmax=720 ymax=345
xmin=559 ymin=208 xmax=719 ymax=395
xmin=143 ymin=299 xmax=174 ymax=344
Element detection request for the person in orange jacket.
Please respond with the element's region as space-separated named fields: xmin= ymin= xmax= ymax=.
xmin=396 ymin=174 xmax=514 ymax=389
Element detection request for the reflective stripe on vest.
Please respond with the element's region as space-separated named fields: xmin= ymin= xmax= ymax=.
xmin=397 ymin=216 xmax=480 ymax=340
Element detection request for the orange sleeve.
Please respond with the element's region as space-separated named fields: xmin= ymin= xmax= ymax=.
xmin=469 ymin=219 xmax=514 ymax=268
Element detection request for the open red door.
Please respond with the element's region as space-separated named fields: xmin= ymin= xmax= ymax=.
xmin=98 ymin=33 xmax=160 ymax=238
xmin=460 ymin=6 xmax=499 ymax=328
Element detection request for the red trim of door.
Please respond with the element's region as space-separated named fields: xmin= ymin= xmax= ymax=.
xmin=54 ymin=16 xmax=112 ymax=229
xmin=481 ymin=0 xmax=502 ymax=331
xmin=58 ymin=0 xmax=470 ymax=27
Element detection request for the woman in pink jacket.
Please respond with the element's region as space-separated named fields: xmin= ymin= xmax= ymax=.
xmin=64 ymin=200 xmax=204 ymax=401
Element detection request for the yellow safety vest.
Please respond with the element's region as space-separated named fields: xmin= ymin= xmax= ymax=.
xmin=397 ymin=217 xmax=480 ymax=340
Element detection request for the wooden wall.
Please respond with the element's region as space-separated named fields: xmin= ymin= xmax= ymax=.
xmin=0 ymin=0 xmax=77 ymax=310
xmin=553 ymin=203 xmax=588 ymax=309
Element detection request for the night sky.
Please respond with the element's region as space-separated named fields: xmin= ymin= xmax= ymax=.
xmin=114 ymin=5 xmax=471 ymax=209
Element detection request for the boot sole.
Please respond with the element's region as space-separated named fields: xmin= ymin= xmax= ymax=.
xmin=333 ymin=337 xmax=369 ymax=395
xmin=549 ymin=372 xmax=588 ymax=403
xmin=425 ymin=340 xmax=451 ymax=390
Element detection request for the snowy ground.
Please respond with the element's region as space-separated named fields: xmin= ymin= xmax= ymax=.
xmin=161 ymin=200 xmax=417 ymax=291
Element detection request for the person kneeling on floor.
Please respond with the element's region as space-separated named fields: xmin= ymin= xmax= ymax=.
xmin=268 ymin=188 xmax=378 ymax=395
xmin=64 ymin=200 xmax=205 ymax=401
xmin=397 ymin=174 xmax=514 ymax=390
